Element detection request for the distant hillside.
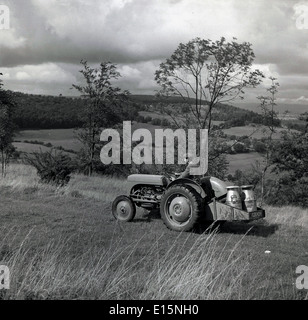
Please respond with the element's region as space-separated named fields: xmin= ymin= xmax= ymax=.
xmin=10 ymin=91 xmax=269 ymax=130
xmin=11 ymin=91 xmax=139 ymax=130
xmin=13 ymin=92 xmax=84 ymax=129
xmin=237 ymin=102 xmax=308 ymax=116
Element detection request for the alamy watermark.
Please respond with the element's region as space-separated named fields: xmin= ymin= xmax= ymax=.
xmin=0 ymin=265 xmax=10 ymax=290
xmin=294 ymin=2 xmax=308 ymax=29
xmin=0 ymin=5 xmax=10 ymax=30
xmin=296 ymin=265 xmax=308 ymax=289
xmin=100 ymin=121 xmax=208 ymax=176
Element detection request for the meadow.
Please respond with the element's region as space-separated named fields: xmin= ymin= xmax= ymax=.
xmin=0 ymin=164 xmax=307 ymax=300
xmin=226 ymin=152 xmax=264 ymax=174
xmin=14 ymin=127 xmax=266 ymax=174
xmin=14 ymin=129 xmax=82 ymax=152
xmin=222 ymin=125 xmax=298 ymax=140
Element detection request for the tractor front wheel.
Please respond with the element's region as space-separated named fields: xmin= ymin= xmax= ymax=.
xmin=112 ymin=195 xmax=136 ymax=222
xmin=160 ymin=185 xmax=202 ymax=232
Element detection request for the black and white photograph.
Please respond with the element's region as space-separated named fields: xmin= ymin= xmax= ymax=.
xmin=0 ymin=0 xmax=307 ymax=306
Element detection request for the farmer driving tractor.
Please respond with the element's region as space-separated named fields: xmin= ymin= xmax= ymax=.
xmin=179 ymin=152 xmax=215 ymax=201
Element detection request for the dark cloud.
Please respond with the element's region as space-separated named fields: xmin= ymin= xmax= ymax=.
xmin=1 ymin=0 xmax=308 ymax=101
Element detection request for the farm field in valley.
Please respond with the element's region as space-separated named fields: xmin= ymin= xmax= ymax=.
xmin=139 ymin=111 xmax=225 ymax=126
xmin=226 ymin=152 xmax=264 ymax=174
xmin=222 ymin=125 xmax=298 ymax=140
xmin=14 ymin=126 xmax=267 ymax=174
xmin=14 ymin=129 xmax=82 ymax=152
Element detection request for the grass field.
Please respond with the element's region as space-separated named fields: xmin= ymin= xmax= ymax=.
xmin=223 ymin=125 xmax=298 ymax=140
xmin=227 ymin=152 xmax=264 ymax=174
xmin=0 ymin=164 xmax=307 ymax=300
xmin=139 ymin=111 xmax=224 ymax=126
xmin=14 ymin=127 xmax=267 ymax=174
xmin=14 ymin=129 xmax=82 ymax=152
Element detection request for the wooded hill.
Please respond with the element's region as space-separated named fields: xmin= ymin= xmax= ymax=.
xmin=11 ymin=91 xmax=270 ymax=130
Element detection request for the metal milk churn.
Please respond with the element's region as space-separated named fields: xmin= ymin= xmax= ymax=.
xmin=241 ymin=185 xmax=257 ymax=212
xmin=226 ymin=186 xmax=242 ymax=209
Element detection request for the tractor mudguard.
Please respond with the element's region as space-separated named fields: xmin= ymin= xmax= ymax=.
xmin=167 ymin=178 xmax=206 ymax=198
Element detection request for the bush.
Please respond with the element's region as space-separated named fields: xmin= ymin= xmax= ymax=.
xmin=161 ymin=118 xmax=170 ymax=127
xmin=136 ymin=115 xmax=145 ymax=123
xmin=44 ymin=142 xmax=53 ymax=148
xmin=151 ymin=118 xmax=162 ymax=125
xmin=144 ymin=116 xmax=152 ymax=123
xmin=24 ymin=149 xmax=75 ymax=186
xmin=233 ymin=143 xmax=248 ymax=153
xmin=253 ymin=140 xmax=266 ymax=153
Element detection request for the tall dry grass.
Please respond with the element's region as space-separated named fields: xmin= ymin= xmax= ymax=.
xmin=1 ymin=163 xmax=307 ymax=300
xmin=0 ymin=226 xmax=257 ymax=300
xmin=0 ymin=163 xmax=56 ymax=194
xmin=264 ymin=205 xmax=308 ymax=229
xmin=63 ymin=173 xmax=129 ymax=202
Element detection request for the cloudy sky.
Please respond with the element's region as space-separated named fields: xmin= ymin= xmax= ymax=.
xmin=1 ymin=0 xmax=308 ymax=106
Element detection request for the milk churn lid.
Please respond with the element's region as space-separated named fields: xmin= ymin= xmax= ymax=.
xmin=241 ymin=185 xmax=254 ymax=189
xmin=226 ymin=186 xmax=240 ymax=189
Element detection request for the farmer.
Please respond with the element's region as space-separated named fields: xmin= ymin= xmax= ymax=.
xmin=179 ymin=153 xmax=215 ymax=200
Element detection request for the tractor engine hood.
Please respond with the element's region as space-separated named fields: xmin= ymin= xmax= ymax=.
xmin=127 ymin=174 xmax=169 ymax=187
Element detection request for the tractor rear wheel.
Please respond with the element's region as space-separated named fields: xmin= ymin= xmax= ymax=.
xmin=160 ymin=185 xmax=202 ymax=232
xmin=112 ymin=195 xmax=136 ymax=222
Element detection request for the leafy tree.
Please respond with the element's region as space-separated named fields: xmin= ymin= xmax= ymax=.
xmin=155 ymin=37 xmax=264 ymax=133
xmin=151 ymin=118 xmax=162 ymax=126
xmin=144 ymin=116 xmax=152 ymax=123
xmin=233 ymin=142 xmax=247 ymax=153
xmin=299 ymin=112 xmax=308 ymax=133
xmin=155 ymin=37 xmax=264 ymax=178
xmin=256 ymin=77 xmax=280 ymax=205
xmin=252 ymin=139 xmax=266 ymax=153
xmin=161 ymin=118 xmax=170 ymax=127
xmin=72 ymin=60 xmax=131 ymax=176
xmin=269 ymin=131 xmax=308 ymax=207
xmin=0 ymin=74 xmax=17 ymax=176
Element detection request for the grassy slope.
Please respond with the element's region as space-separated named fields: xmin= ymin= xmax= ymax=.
xmin=0 ymin=164 xmax=307 ymax=300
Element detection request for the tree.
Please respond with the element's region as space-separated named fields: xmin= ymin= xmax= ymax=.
xmin=233 ymin=142 xmax=247 ymax=153
xmin=0 ymin=74 xmax=17 ymax=176
xmin=269 ymin=131 xmax=308 ymax=207
xmin=256 ymin=76 xmax=280 ymax=205
xmin=155 ymin=37 xmax=264 ymax=133
xmin=72 ymin=60 xmax=131 ymax=176
xmin=155 ymin=37 xmax=264 ymax=178
xmin=252 ymin=139 xmax=266 ymax=153
xmin=299 ymin=112 xmax=308 ymax=133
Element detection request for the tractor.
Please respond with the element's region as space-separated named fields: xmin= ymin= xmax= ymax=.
xmin=112 ymin=173 xmax=265 ymax=232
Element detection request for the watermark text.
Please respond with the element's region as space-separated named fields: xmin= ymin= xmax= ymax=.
xmin=294 ymin=2 xmax=308 ymax=29
xmin=296 ymin=265 xmax=308 ymax=289
xmin=0 ymin=265 xmax=10 ymax=289
xmin=100 ymin=121 xmax=208 ymax=176
xmin=0 ymin=5 xmax=10 ymax=30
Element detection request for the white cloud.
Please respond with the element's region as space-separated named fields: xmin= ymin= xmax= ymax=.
xmin=16 ymin=71 xmax=31 ymax=80
xmin=296 ymin=95 xmax=308 ymax=102
xmin=2 ymin=63 xmax=76 ymax=83
xmin=0 ymin=29 xmax=26 ymax=49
